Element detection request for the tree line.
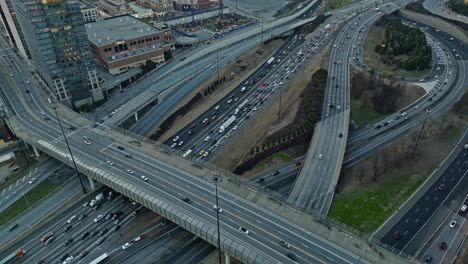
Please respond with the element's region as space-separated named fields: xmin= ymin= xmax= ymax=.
xmin=374 ymin=17 xmax=432 ymax=71
xmin=448 ymin=0 xmax=468 ymax=16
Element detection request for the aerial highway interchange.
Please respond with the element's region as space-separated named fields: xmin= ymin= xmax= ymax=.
xmin=0 ymin=0 xmax=467 ymax=263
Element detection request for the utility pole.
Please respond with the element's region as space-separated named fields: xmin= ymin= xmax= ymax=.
xmin=277 ymin=85 xmax=283 ymax=124
xmin=261 ymin=16 xmax=264 ymax=45
xmin=216 ymin=48 xmax=220 ymax=81
xmin=211 ymin=174 xmax=223 ymax=264
xmin=410 ymin=108 xmax=431 ymax=159
xmin=52 ymin=106 xmax=87 ymax=194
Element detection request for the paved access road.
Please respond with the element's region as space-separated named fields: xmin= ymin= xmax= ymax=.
xmin=0 ymin=34 xmax=382 ymax=264
xmin=0 ymin=159 xmax=63 ymax=213
xmin=423 ymin=0 xmax=468 ymax=24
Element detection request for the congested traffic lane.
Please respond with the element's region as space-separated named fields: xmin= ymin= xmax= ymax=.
xmin=1 ymin=55 xmax=374 ymax=263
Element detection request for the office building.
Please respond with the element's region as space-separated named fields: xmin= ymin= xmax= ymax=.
xmin=14 ymin=0 xmax=103 ymax=108
xmin=80 ymin=1 xmax=101 ymax=23
xmin=135 ymin=0 xmax=173 ymax=15
xmin=98 ymin=0 xmax=130 ymax=16
xmin=0 ymin=0 xmax=30 ymax=58
xmin=86 ymin=15 xmax=172 ymax=75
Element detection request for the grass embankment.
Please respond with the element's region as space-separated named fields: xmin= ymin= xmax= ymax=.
xmin=0 ymin=179 xmax=61 ymax=226
xmin=329 ymin=166 xmax=434 ymax=233
xmin=330 ymin=109 xmax=465 ymax=233
xmin=350 ymin=97 xmax=386 ymax=127
xmin=253 ymin=152 xmax=293 ymax=170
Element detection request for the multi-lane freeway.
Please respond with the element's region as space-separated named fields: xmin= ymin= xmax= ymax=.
xmin=0 ymin=27 xmax=406 ymax=264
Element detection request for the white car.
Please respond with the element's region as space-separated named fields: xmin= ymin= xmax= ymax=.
xmin=203 ymin=151 xmax=210 ymax=157
xmin=106 ymin=160 xmax=114 ymax=166
xmin=83 ymin=136 xmax=90 ymax=140
xmin=9 ymin=73 xmax=13 ymax=77
xmin=227 ymin=99 xmax=233 ymax=104
xmin=84 ymin=140 xmax=91 ymax=145
xmin=461 ymin=205 xmax=467 ymax=212
xmin=140 ymin=175 xmax=148 ymax=181
xmin=414 ymin=105 xmax=420 ymax=109
xmin=28 ymin=177 xmax=37 ymax=184
xmin=122 ymin=241 xmax=134 ymax=250
xmin=318 ymin=154 xmax=323 ymax=160
xmin=170 ymin=143 xmax=177 ymax=148
xmin=204 ymin=136 xmax=211 ymax=142
xmin=233 ymin=125 xmax=238 ymax=130
xmin=239 ymin=227 xmax=249 ymax=235
xmin=126 ymin=169 xmax=134 ymax=175
xmin=253 ymin=107 xmax=257 ymax=111
xmin=178 ymin=141 xmax=184 ymax=146
xmin=63 ymin=256 xmax=74 ymax=264
xmin=202 ymin=118 xmax=208 ymax=123
xmin=449 ymin=220 xmax=457 ymax=228
xmin=212 ymin=205 xmax=223 ymax=213
xmin=214 ymin=105 xmax=220 ymax=110
xmin=172 ymin=136 xmax=179 ymax=142
xmin=94 ymin=214 xmax=105 ymax=222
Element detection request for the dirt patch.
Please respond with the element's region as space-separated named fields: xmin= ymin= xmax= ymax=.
xmin=211 ymin=42 xmax=332 ymax=171
xmin=151 ymin=39 xmax=284 ymax=142
xmin=267 ymin=102 xmax=300 ymax=135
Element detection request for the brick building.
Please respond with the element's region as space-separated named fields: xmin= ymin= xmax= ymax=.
xmin=86 ymin=15 xmax=172 ymax=75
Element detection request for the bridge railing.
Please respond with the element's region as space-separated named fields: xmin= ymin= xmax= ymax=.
xmin=111 ymin=127 xmax=418 ymax=262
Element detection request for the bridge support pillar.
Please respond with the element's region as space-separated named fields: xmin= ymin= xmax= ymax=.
xmin=134 ymin=112 xmax=139 ymax=122
xmin=88 ymin=177 xmax=96 ymax=189
xmin=225 ymin=254 xmax=231 ymax=264
xmin=32 ymin=146 xmax=40 ymax=158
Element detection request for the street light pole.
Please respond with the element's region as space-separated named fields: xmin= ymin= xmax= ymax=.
xmin=212 ymin=174 xmax=223 ymax=264
xmin=52 ymin=106 xmax=87 ymax=194
xmin=410 ymin=108 xmax=431 ymax=159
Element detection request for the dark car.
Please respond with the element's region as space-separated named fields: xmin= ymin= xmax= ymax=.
xmin=113 ymin=225 xmax=121 ymax=233
xmin=287 ymin=253 xmax=298 ymax=261
xmin=69 ymin=126 xmax=76 ymax=130
xmin=256 ymin=178 xmax=265 ymax=183
xmin=117 ymin=146 xmax=125 ymax=150
xmin=439 ymin=242 xmax=447 ymax=250
xmin=393 ymin=231 xmax=401 ymax=240
xmin=9 ymin=223 xmax=19 ymax=231
xmin=424 ymin=255 xmax=433 ymax=263
xmin=162 ymin=220 xmax=171 ymax=226
xmin=59 ymin=253 xmax=69 ymax=261
xmin=81 ymin=231 xmax=89 ymax=240
xmin=182 ymin=197 xmax=191 ymax=204
xmin=90 ymin=230 xmax=99 ymax=237
xmin=273 ymin=170 xmax=280 ymax=176
xmin=124 ymin=154 xmax=132 ymax=158
xmin=132 ymin=209 xmax=140 ymax=216
xmin=79 ymin=251 xmax=89 ymax=259
xmin=78 ymin=213 xmax=87 ymax=221
xmin=112 ymin=211 xmax=123 ymax=220
xmin=63 ymin=238 xmax=73 ymax=246
xmin=436 ymin=183 xmax=446 ymax=192
xmin=64 ymin=225 xmax=72 ymax=232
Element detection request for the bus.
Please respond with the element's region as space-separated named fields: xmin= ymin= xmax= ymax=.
xmin=0 ymin=249 xmax=26 ymax=264
xmin=89 ymin=253 xmax=109 ymax=264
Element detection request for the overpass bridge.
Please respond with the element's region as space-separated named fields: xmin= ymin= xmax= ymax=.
xmin=0 ymin=50 xmax=414 ymax=264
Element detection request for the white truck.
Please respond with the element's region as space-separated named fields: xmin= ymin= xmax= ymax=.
xmin=235 ymin=100 xmax=249 ymax=115
xmin=182 ymin=149 xmax=192 ymax=157
xmin=266 ymin=57 xmax=275 ymax=66
xmin=219 ymin=116 xmax=236 ymax=133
